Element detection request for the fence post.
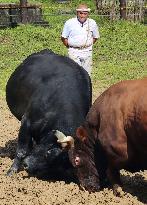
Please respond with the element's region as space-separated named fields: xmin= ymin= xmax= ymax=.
xmin=138 ymin=0 xmax=144 ymax=22
xmin=95 ymin=0 xmax=102 ymax=12
xmin=8 ymin=4 xmax=13 ymax=26
xmin=20 ymin=0 xmax=28 ymax=24
xmin=110 ymin=0 xmax=116 ymax=21
xmin=119 ymin=0 xmax=127 ymax=19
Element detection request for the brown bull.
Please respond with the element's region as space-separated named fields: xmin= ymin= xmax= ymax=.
xmin=55 ymin=78 xmax=147 ymax=194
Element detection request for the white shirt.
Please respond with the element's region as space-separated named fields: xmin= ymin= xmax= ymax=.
xmin=61 ymin=17 xmax=100 ymax=50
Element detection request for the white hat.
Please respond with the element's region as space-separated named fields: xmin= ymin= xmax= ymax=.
xmin=76 ymin=8 xmax=91 ymax=12
xmin=76 ymin=4 xmax=91 ymax=12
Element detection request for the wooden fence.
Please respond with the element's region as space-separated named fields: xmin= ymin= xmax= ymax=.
xmin=0 ymin=0 xmax=146 ymax=28
xmin=0 ymin=2 xmax=49 ymax=28
xmin=95 ymin=0 xmax=146 ymax=21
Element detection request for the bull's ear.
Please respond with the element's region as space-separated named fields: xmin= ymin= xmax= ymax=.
xmin=76 ymin=126 xmax=88 ymax=143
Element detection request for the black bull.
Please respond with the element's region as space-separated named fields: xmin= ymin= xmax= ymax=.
xmin=6 ymin=49 xmax=92 ymax=180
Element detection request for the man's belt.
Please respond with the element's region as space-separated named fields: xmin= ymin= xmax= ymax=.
xmin=69 ymin=45 xmax=91 ymax=50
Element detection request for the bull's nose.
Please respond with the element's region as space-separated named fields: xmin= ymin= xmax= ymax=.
xmin=24 ymin=164 xmax=29 ymax=170
xmin=23 ymin=162 xmax=29 ymax=170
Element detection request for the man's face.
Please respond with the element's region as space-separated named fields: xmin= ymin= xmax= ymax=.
xmin=77 ymin=11 xmax=89 ymax=23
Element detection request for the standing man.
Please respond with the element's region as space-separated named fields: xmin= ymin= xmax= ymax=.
xmin=61 ymin=3 xmax=100 ymax=75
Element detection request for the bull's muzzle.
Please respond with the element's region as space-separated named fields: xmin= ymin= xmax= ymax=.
xmin=80 ymin=176 xmax=100 ymax=193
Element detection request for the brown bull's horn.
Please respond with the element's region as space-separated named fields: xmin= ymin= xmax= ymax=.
xmin=54 ymin=130 xmax=74 ymax=148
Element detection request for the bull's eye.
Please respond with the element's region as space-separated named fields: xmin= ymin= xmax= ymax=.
xmin=45 ymin=149 xmax=54 ymax=158
xmin=45 ymin=150 xmax=51 ymax=158
xmin=47 ymin=150 xmax=51 ymax=154
xmin=45 ymin=147 xmax=62 ymax=161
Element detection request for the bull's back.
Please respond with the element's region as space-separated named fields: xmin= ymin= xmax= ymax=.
xmin=6 ymin=49 xmax=91 ymax=121
xmin=6 ymin=50 xmax=52 ymax=120
xmin=87 ymin=78 xmax=147 ymax=146
xmin=91 ymin=78 xmax=147 ymax=116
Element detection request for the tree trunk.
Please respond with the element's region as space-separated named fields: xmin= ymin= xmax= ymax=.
xmin=95 ymin=0 xmax=102 ymax=11
xmin=119 ymin=0 xmax=127 ymax=20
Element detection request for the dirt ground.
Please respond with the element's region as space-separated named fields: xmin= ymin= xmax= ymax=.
xmin=0 ymin=97 xmax=147 ymax=205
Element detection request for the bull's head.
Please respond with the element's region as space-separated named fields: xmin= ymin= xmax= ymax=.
xmin=23 ymin=131 xmax=74 ymax=180
xmin=54 ymin=128 xmax=100 ymax=192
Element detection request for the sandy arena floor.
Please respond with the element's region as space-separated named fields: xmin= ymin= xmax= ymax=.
xmin=0 ymin=97 xmax=147 ymax=205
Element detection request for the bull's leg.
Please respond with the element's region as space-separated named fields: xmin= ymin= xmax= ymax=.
xmin=105 ymin=143 xmax=128 ymax=196
xmin=7 ymin=115 xmax=32 ymax=176
xmin=107 ymin=167 xmax=123 ymax=196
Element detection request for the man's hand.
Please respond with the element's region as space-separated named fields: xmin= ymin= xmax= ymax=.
xmin=93 ymin=38 xmax=98 ymax=44
xmin=61 ymin=37 xmax=69 ymax=48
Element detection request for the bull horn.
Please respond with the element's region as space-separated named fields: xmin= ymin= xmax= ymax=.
xmin=54 ymin=130 xmax=67 ymax=141
xmin=54 ymin=130 xmax=74 ymax=148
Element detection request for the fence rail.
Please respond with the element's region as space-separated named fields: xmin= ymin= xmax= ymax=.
xmin=95 ymin=0 xmax=146 ymax=21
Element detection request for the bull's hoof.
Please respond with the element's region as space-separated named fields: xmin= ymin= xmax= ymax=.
xmin=6 ymin=167 xmax=18 ymax=176
xmin=113 ymin=184 xmax=124 ymax=197
xmin=80 ymin=184 xmax=100 ymax=193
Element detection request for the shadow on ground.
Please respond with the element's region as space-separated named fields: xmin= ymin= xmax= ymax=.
xmin=122 ymin=172 xmax=147 ymax=204
xmin=0 ymin=139 xmax=17 ymax=159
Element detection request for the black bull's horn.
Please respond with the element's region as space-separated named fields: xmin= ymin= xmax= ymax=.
xmin=54 ymin=130 xmax=74 ymax=148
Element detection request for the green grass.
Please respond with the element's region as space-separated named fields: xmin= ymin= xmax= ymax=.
xmin=0 ymin=0 xmax=147 ymax=97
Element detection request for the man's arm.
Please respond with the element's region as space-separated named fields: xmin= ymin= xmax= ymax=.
xmin=61 ymin=21 xmax=70 ymax=48
xmin=61 ymin=37 xmax=69 ymax=48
